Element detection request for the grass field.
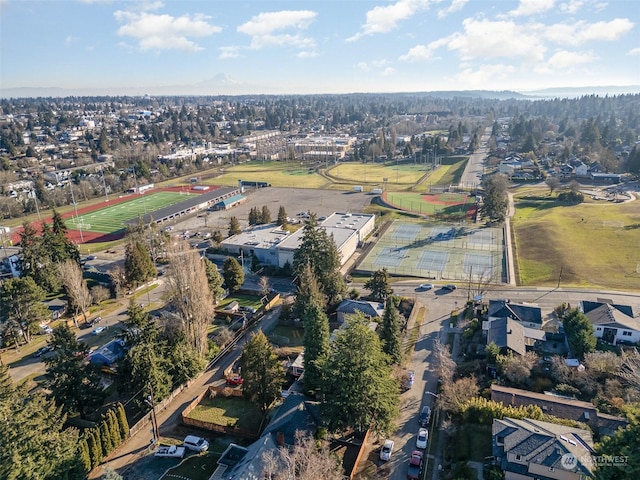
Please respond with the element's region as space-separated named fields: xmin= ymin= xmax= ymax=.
xmin=64 ymin=191 xmax=195 ymax=233
xmin=416 ymin=158 xmax=468 ymax=188
xmin=187 ymin=395 xmax=262 ymax=432
xmin=384 ymin=191 xmax=476 ymax=217
xmin=204 ymin=161 xmax=329 ymax=189
xmin=327 ymin=161 xmax=430 ymax=186
xmin=512 ymin=189 xmax=640 ymax=290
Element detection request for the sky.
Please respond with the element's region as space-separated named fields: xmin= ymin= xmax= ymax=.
xmin=1 ymin=0 xmax=639 ymax=96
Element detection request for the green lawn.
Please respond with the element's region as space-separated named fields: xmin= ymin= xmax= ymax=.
xmin=205 ymin=161 xmax=329 ymax=189
xmin=268 ymin=325 xmax=305 ymax=347
xmin=327 ymin=161 xmax=430 ymax=185
xmin=161 ymin=452 xmax=220 ymax=480
xmin=512 ymin=189 xmax=640 ymax=290
xmin=65 ymin=191 xmax=196 ymax=233
xmin=187 ymin=395 xmax=262 ymax=432
xmin=218 ymin=294 xmax=263 ymax=310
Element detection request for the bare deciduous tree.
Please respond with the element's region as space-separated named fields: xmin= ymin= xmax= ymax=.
xmin=90 ymin=285 xmax=111 ymax=304
xmin=433 ymin=338 xmax=456 ymax=385
xmin=58 ymin=259 xmax=92 ymax=325
xmin=261 ymin=431 xmax=344 ymax=480
xmin=165 ymin=240 xmax=215 ymax=356
xmin=108 ymin=264 xmax=126 ymax=298
xmin=439 ymin=376 xmax=480 ymax=413
xmin=497 ymin=352 xmax=539 ymax=385
xmin=258 ymin=276 xmax=271 ymax=297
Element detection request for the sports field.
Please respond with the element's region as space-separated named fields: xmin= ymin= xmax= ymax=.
xmin=327 ymin=162 xmax=430 ymax=185
xmin=383 ymin=192 xmax=477 ymax=220
xmin=512 ymin=189 xmax=640 ymax=290
xmin=357 ymin=221 xmax=505 ymax=282
xmin=65 ymin=191 xmax=196 ymax=233
xmin=205 ymin=161 xmax=329 ymax=189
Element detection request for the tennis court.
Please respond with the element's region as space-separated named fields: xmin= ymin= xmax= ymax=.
xmin=65 ymin=191 xmax=195 ymax=234
xmin=357 ymin=220 xmax=506 ymax=282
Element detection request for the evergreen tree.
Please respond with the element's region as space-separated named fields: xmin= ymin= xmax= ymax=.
xmin=0 ymin=276 xmax=50 ymax=344
xmin=248 ymin=206 xmax=258 ymax=225
xmin=480 ymin=174 xmax=509 ymax=223
xmin=302 ymin=300 xmax=330 ymax=396
xmin=223 ymin=256 xmax=245 ymax=292
xmin=45 ymin=324 xmax=106 ymax=418
xmin=107 ymin=408 xmax=122 ymax=445
xmin=0 ymin=365 xmax=80 ymax=480
xmin=293 ymin=212 xmax=346 ymax=305
xmin=277 ymin=205 xmax=288 ymax=226
xmin=379 ymin=298 xmax=403 ymax=365
xmin=100 ymin=419 xmax=114 ymax=457
xmin=228 ymin=216 xmax=241 ymax=236
xmin=88 ymin=428 xmax=103 ymax=467
xmin=562 ymin=308 xmax=596 ymax=359
xmin=293 ymin=262 xmax=327 ymax=318
xmin=364 ymin=268 xmax=393 ymax=301
xmin=116 ymin=402 xmax=130 ymax=439
xmin=78 ymin=438 xmax=92 ymax=474
xmin=203 ymin=257 xmax=225 ymax=304
xmin=124 ymin=238 xmax=156 ymax=286
xmin=260 ymin=205 xmax=272 ymax=224
xmin=321 ymin=313 xmax=399 ymax=435
xmin=241 ymin=331 xmax=285 ymax=415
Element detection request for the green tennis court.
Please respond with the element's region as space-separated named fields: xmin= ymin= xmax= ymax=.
xmin=65 ymin=191 xmax=195 ymax=234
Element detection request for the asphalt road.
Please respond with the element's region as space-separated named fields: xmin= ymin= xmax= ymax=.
xmin=459 ymin=127 xmax=492 ymax=189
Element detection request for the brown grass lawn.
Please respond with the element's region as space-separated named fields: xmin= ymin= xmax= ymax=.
xmin=512 ymin=192 xmax=640 ymax=290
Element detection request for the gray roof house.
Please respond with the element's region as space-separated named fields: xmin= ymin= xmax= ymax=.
xmin=336 ymin=299 xmax=385 ymax=324
xmin=580 ymin=301 xmax=640 ymax=345
xmin=488 ymin=300 xmax=543 ymax=329
xmin=484 ymin=318 xmax=546 ymax=356
xmin=217 ymin=393 xmax=321 ymax=479
xmin=493 ymin=417 xmax=594 ymax=480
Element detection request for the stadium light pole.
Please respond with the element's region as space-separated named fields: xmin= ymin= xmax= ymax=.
xmin=68 ymin=182 xmax=84 ymax=242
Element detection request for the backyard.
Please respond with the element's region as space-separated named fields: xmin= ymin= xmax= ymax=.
xmin=186 ymin=395 xmax=262 ymax=433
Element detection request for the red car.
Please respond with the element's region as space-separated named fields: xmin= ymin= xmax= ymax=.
xmin=226 ymin=375 xmax=243 ymax=385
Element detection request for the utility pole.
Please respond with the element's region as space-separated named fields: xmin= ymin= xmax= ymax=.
xmin=69 ymin=182 xmax=84 ymax=242
xmin=145 ymin=383 xmax=160 ymax=446
xmin=557 ymin=266 xmax=563 ymax=289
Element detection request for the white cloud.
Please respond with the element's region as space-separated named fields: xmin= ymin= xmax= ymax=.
xmin=627 ymin=47 xmax=640 ymax=56
xmin=297 ymin=50 xmax=318 ymax=58
xmin=219 ymin=46 xmax=241 ymax=59
xmin=115 ymin=9 xmax=221 ymax=52
xmin=545 ymin=49 xmax=596 ymax=69
xmin=237 ymin=10 xmax=317 ymax=50
xmin=347 ymin=0 xmax=430 ymax=41
xmin=437 ymin=0 xmax=468 ymax=19
xmin=65 ymin=35 xmax=78 ymax=46
xmin=559 ymin=0 xmax=584 ymax=14
xmin=444 ymin=18 xmax=546 ymax=62
xmin=381 ymin=67 xmax=396 ymax=76
xmin=455 ymin=63 xmax=516 ymax=87
xmin=543 ymin=18 xmax=634 ymax=46
xmin=399 ymin=44 xmax=435 ymax=62
xmin=356 ymin=59 xmax=394 ymax=75
xmin=509 ymin=0 xmax=555 ymax=17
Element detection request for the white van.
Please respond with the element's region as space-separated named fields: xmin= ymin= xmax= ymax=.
xmin=183 ymin=435 xmax=209 ymax=452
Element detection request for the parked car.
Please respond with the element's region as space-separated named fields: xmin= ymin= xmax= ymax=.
xmin=419 ymin=406 xmax=431 ymax=427
xmin=418 ymin=283 xmax=434 ymax=290
xmin=154 ymin=445 xmax=185 ymax=458
xmin=239 ymin=306 xmax=256 ymax=314
xmin=416 ymin=428 xmax=428 ymax=449
xmin=33 ymin=345 xmax=53 ymax=358
xmin=441 ymin=284 xmax=457 ymax=291
xmin=407 ymin=450 xmax=423 ymax=479
xmin=380 ymin=439 xmax=394 ymax=461
xmin=402 ymin=370 xmax=415 ymax=390
xmin=226 ymin=375 xmax=244 ymax=386
xmin=183 ymin=435 xmax=209 ymax=452
xmin=92 ymin=326 xmax=106 ymax=335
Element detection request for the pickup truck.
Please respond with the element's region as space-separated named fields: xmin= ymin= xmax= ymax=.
xmin=407 ymin=450 xmax=423 ymax=479
xmin=154 ymin=445 xmax=185 ymax=458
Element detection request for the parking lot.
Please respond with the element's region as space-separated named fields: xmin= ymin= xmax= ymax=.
xmin=169 ymin=187 xmax=375 ymax=235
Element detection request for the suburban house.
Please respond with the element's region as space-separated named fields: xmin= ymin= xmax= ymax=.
xmin=215 ymin=393 xmax=322 ymax=479
xmin=492 ymin=417 xmax=595 ymax=480
xmin=488 ymin=300 xmax=543 ymax=330
xmin=44 ymin=298 xmax=67 ymax=320
xmin=336 ymin=299 xmax=385 ymax=324
xmin=484 ymin=317 xmax=546 ymax=356
xmin=491 ymin=384 xmax=628 ymax=436
xmin=88 ymin=339 xmax=126 ymax=367
xmin=580 ymin=300 xmax=640 ymax=345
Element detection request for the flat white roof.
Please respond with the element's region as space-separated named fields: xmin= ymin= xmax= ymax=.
xmin=222 ymin=224 xmax=290 ymax=249
xmin=277 ymin=212 xmax=373 ymax=251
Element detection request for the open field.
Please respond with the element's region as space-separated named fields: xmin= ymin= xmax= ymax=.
xmin=64 ymin=191 xmax=195 ymax=234
xmin=512 ymin=189 xmax=640 ymax=290
xmin=383 ymin=191 xmax=477 ymax=220
xmin=416 ymin=157 xmax=468 ymax=188
xmin=327 ymin=161 xmax=430 ymax=186
xmin=203 ymin=161 xmax=329 ymax=189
